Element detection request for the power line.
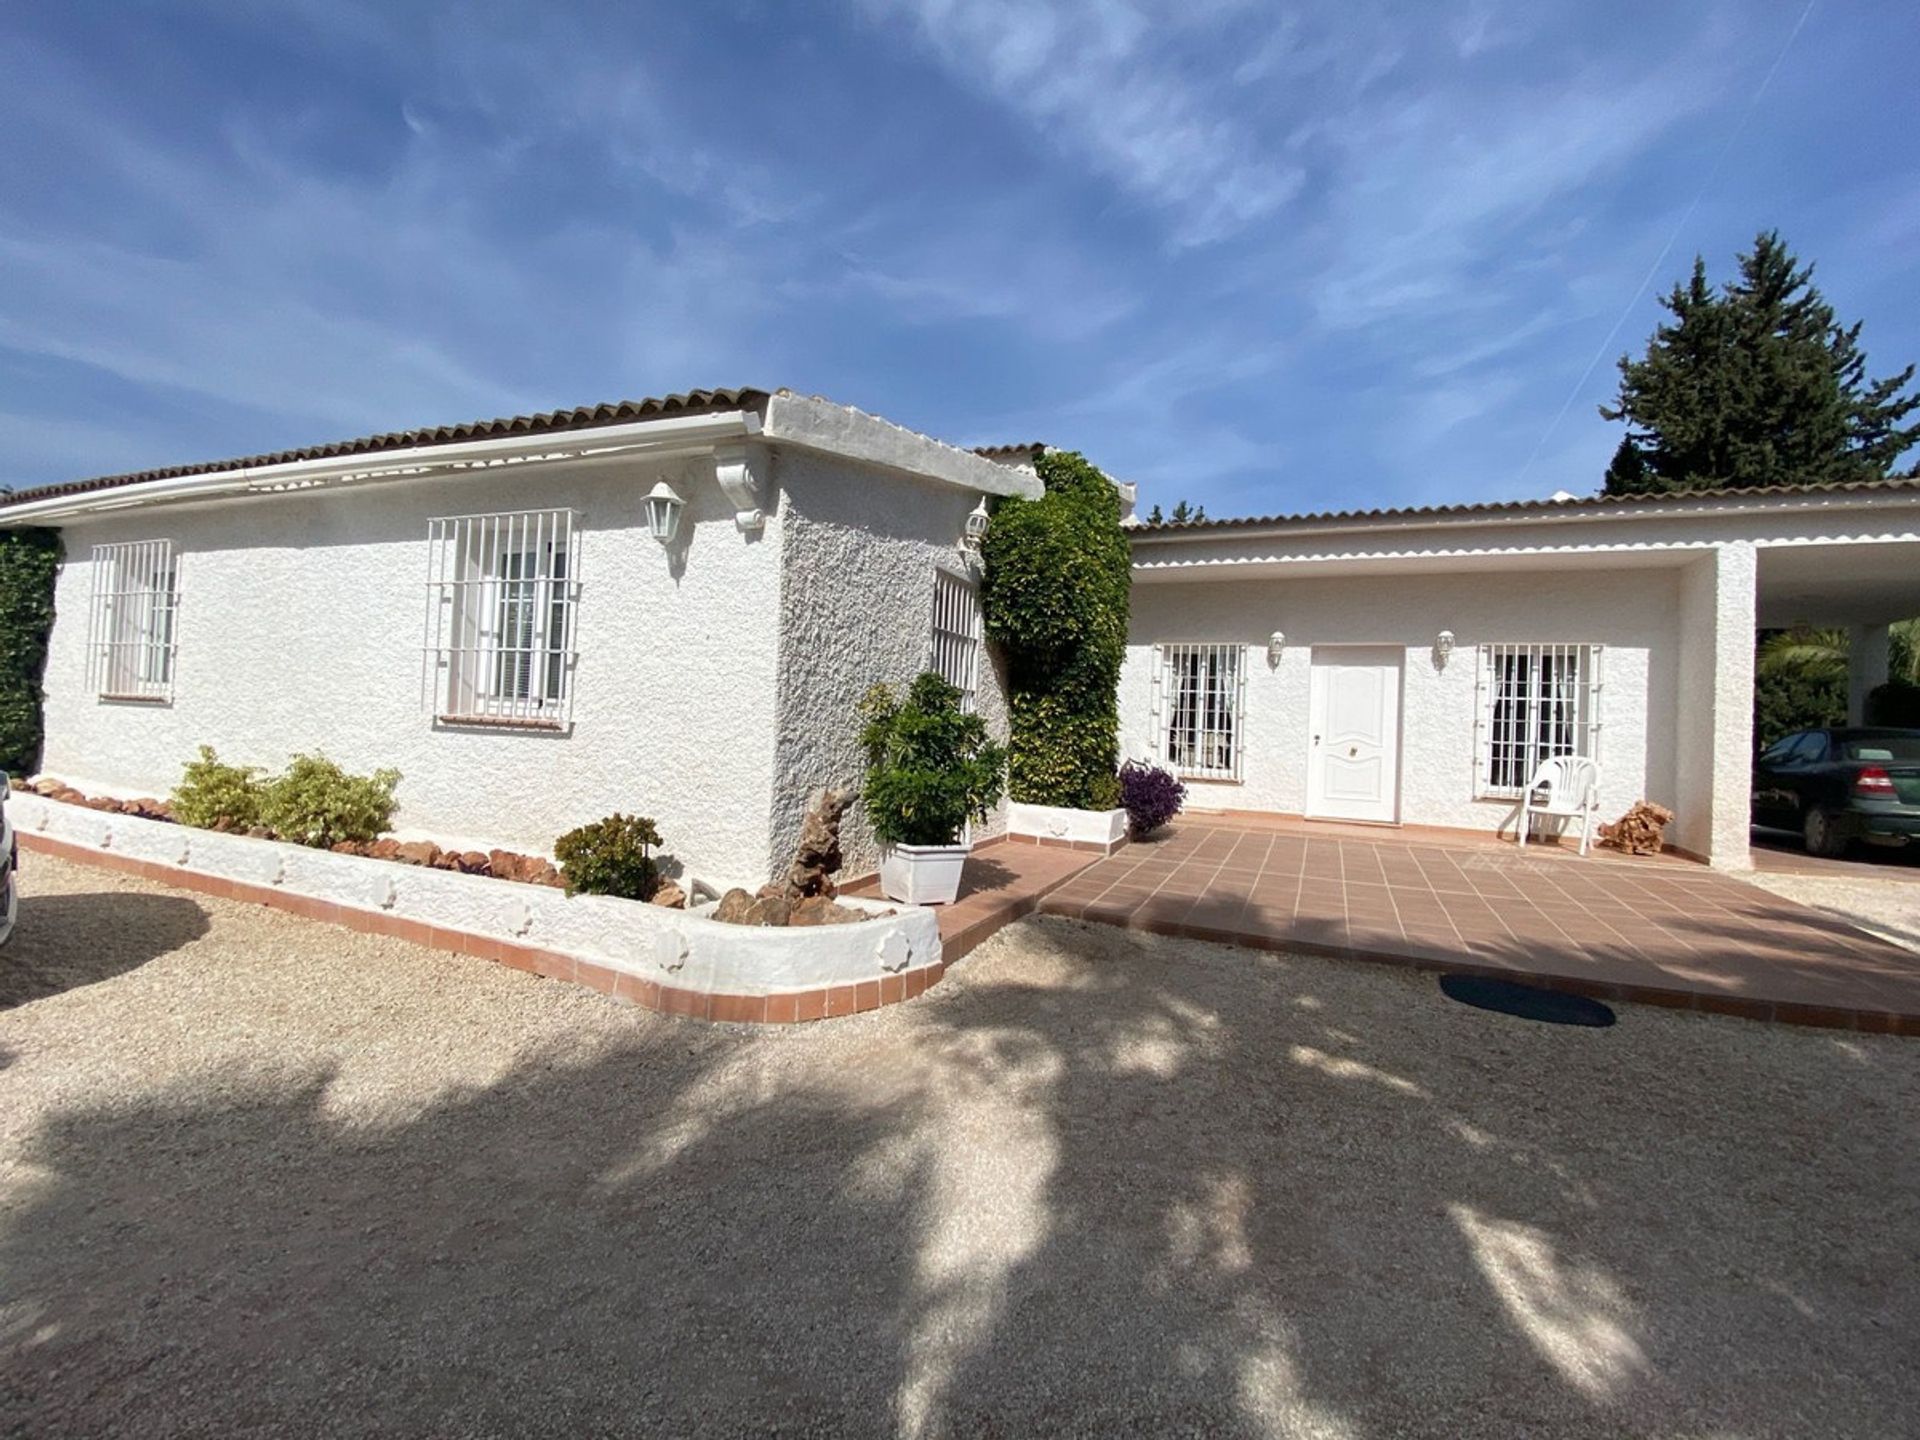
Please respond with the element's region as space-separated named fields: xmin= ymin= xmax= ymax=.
xmin=1518 ymin=0 xmax=1819 ymax=488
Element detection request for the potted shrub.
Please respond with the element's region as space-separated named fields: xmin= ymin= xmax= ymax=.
xmin=859 ymin=672 xmax=1006 ymax=905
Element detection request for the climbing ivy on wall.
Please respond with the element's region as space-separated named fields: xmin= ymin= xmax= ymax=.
xmin=0 ymin=527 xmax=61 ymax=777
xmin=981 ymin=451 xmax=1131 ymax=809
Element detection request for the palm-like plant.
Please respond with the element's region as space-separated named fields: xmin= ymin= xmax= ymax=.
xmin=1756 ymin=621 xmax=1920 ymax=686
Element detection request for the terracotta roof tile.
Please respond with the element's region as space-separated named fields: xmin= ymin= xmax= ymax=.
xmin=0 ymin=387 xmax=770 ymax=508
xmin=1129 ymin=476 xmax=1920 ymax=534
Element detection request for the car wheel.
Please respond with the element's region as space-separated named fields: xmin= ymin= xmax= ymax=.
xmin=1803 ymin=807 xmax=1850 ymax=858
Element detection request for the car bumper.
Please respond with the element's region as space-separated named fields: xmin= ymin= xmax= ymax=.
xmin=0 ymin=827 xmax=13 ymax=948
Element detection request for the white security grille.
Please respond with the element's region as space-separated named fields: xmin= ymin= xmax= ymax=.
xmin=422 ymin=509 xmax=579 ymax=728
xmin=929 ymin=569 xmax=981 ymax=711
xmin=1475 ymin=643 xmax=1602 ymax=797
xmin=1154 ymin=643 xmax=1245 ymax=781
xmin=88 ymin=540 xmax=178 ymax=701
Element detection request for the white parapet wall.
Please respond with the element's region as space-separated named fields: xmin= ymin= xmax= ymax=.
xmin=1007 ymin=802 xmax=1129 ymax=852
xmin=13 ymin=793 xmax=941 ymax=1000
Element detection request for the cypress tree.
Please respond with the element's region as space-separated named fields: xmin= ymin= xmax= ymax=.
xmin=1601 ymin=232 xmax=1920 ymax=494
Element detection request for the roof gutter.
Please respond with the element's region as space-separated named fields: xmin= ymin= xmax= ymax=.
xmin=0 ymin=410 xmax=763 ymax=524
xmin=1126 ymin=485 xmax=1920 ymax=547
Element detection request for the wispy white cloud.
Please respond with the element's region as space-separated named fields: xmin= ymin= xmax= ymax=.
xmin=856 ymin=0 xmax=1305 ymax=247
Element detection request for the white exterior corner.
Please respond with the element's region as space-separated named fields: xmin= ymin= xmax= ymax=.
xmin=762 ymin=392 xmax=1043 ymax=500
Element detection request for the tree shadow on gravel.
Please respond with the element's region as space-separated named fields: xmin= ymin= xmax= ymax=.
xmin=1 ymin=917 xmax=1916 ymax=1437
xmin=0 ymin=890 xmax=210 ymax=1007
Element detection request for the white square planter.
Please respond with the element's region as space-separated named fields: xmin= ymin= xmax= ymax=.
xmin=1008 ymin=802 xmax=1129 ymax=850
xmin=879 ymin=842 xmax=970 ymax=906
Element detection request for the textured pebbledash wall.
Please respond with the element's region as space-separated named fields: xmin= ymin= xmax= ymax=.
xmin=38 ymin=458 xmax=788 ymax=890
xmin=1119 ymin=568 xmax=1681 ymax=839
xmin=768 ymin=449 xmax=1013 ymax=881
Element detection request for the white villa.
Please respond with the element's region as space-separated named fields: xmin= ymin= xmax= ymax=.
xmin=4 ymin=385 xmax=1918 ymax=883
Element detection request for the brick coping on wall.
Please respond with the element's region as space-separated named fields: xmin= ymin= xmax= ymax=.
xmin=19 ymin=832 xmax=950 ymax=1025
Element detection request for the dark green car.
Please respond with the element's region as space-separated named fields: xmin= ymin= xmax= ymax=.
xmin=1752 ymin=728 xmax=1920 ymax=857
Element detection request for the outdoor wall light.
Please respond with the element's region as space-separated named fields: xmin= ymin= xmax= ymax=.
xmin=964 ymin=497 xmax=991 ymax=550
xmin=1434 ymin=629 xmax=1455 ymax=668
xmin=1268 ymin=630 xmax=1286 ymax=666
xmin=645 ymin=480 xmax=686 ymax=544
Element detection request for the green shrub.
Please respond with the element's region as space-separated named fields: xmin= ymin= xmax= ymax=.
xmin=981 ymin=451 xmax=1130 ymax=809
xmin=859 ymin=673 xmax=1007 ymax=846
xmin=554 ymin=813 xmax=664 ymax=899
xmin=169 ymin=746 xmax=268 ymax=830
xmin=0 ymin=528 xmax=62 ymax=776
xmin=259 ymin=753 xmax=400 ymax=848
xmin=1867 ymin=680 xmax=1920 ymax=728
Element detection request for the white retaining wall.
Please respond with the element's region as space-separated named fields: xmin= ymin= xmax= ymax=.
xmin=15 ymin=793 xmax=942 ymax=997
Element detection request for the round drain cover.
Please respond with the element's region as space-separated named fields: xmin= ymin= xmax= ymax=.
xmin=1439 ymin=974 xmax=1615 ymax=1027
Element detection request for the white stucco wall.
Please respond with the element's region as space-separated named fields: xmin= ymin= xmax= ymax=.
xmin=1120 ymin=568 xmax=1683 ymax=839
xmin=769 ymin=450 xmax=1012 ymax=880
xmin=39 ymin=459 xmax=786 ymax=890
xmin=1673 ymin=543 xmax=1756 ymax=866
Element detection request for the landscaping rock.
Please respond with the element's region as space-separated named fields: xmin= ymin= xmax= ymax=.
xmin=456 ymin=851 xmax=491 ymax=875
xmin=650 ymin=881 xmax=687 ymax=910
xmin=370 ymin=839 xmax=403 ymax=861
xmin=783 ymin=788 xmax=852 ymax=900
xmin=712 ymin=888 xmax=756 ymax=924
xmin=789 ymin=894 xmax=863 ymax=927
xmin=743 ymin=896 xmax=792 ymax=927
xmin=394 ymin=841 xmax=441 ymax=867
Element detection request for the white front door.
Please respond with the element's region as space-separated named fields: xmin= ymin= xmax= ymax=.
xmin=1307 ymin=647 xmax=1403 ymax=823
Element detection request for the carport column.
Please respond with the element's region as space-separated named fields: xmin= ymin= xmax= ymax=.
xmin=1674 ymin=542 xmax=1756 ymax=869
xmin=1847 ymin=622 xmax=1890 ymax=725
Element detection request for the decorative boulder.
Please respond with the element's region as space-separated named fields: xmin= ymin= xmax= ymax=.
xmin=783 ymin=788 xmax=853 ymax=900
xmin=712 ymin=888 xmax=757 ymax=925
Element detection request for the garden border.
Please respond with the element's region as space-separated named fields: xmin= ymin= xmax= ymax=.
xmin=11 ymin=792 xmax=949 ymax=1024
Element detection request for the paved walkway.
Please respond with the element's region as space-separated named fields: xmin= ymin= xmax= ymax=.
xmin=850 ymin=837 xmax=1099 ymax=961
xmin=1036 ymin=816 xmax=1920 ymax=1032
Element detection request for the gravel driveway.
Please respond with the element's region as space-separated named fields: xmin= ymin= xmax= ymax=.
xmin=1744 ymin=869 xmax=1920 ymax=956
xmin=3 ymin=853 xmax=1917 ymax=1438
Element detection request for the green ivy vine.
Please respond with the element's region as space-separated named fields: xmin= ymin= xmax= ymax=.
xmin=0 ymin=527 xmax=61 ymax=777
xmin=980 ymin=450 xmax=1131 ymax=810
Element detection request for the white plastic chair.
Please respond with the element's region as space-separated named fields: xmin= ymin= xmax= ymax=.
xmin=1517 ymin=756 xmax=1600 ymax=856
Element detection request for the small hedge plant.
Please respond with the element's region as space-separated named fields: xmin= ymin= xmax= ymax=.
xmin=259 ymin=753 xmax=400 ymax=848
xmin=1118 ymin=759 xmax=1185 ymax=838
xmin=0 ymin=527 xmax=62 ymax=777
xmin=170 ymin=746 xmax=268 ymax=830
xmin=554 ymin=813 xmax=663 ymax=900
xmin=169 ymin=748 xmax=400 ymax=845
xmin=859 ymin=672 xmax=1007 ymax=847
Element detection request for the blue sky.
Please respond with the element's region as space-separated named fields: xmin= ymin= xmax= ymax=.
xmin=3 ymin=1 xmax=1916 ymax=517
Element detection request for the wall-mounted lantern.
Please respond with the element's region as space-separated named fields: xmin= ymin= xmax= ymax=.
xmin=645 ymin=480 xmax=685 ymax=544
xmin=963 ymin=497 xmax=991 ymax=551
xmin=1267 ymin=630 xmax=1286 ymax=667
xmin=1434 ymin=629 xmax=1455 ymax=669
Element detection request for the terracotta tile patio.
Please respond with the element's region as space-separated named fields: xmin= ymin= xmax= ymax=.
xmin=1035 ymin=815 xmax=1920 ymax=1033
xmin=849 ymin=838 xmax=1101 ymax=962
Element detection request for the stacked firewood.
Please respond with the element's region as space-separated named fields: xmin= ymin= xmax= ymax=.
xmin=1598 ymin=800 xmax=1674 ymax=857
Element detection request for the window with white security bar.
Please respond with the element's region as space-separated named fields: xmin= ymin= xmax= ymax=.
xmin=88 ymin=540 xmax=179 ymax=702
xmin=929 ymin=569 xmax=981 ymax=711
xmin=1155 ymin=643 xmax=1246 ymax=781
xmin=1476 ymin=643 xmax=1602 ymax=797
xmin=422 ymin=510 xmax=579 ymax=728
